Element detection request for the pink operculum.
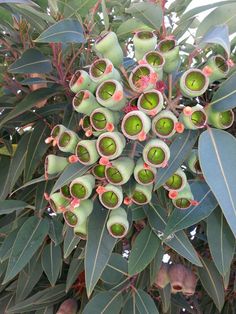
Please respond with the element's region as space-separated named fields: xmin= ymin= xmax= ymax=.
xmin=161 ymin=160 xmax=168 ymax=168
xmin=202 ymin=66 xmax=213 ymax=77
xmin=138 ymin=59 xmax=147 ymax=65
xmin=44 ymin=192 xmax=50 ymax=201
xmin=99 ymin=157 xmax=112 ymax=166
xmin=69 ymin=155 xmax=79 ymax=163
xmin=183 ymin=106 xmax=193 ymax=116
xmin=45 ymin=136 xmax=54 ymax=144
xmin=190 ymin=200 xmax=199 ymax=206
xmin=149 ymin=108 xmax=158 ymax=116
xmin=106 ymin=122 xmax=114 ymax=132
xmin=168 ymin=190 xmax=178 ymax=199
xmin=143 ymin=162 xmax=150 ymax=169
xmin=227 ymin=59 xmax=234 ymax=67
xmin=85 ymin=129 xmax=93 ymax=137
xmin=124 ymin=196 xmax=133 ymax=205
xmin=96 ymin=186 xmax=106 ymax=195
xmin=113 ymin=90 xmax=123 ymax=101
xmin=71 ymin=198 xmax=80 ymax=208
xmin=138 ymin=130 xmax=146 ymax=141
xmin=175 ymin=122 xmax=185 ymax=133
xmin=104 ymin=64 xmax=113 ymax=74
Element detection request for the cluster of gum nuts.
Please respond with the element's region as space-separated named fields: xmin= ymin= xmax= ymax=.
xmin=44 ymin=30 xmax=235 ymax=240
xmin=155 ymin=263 xmax=198 ymax=296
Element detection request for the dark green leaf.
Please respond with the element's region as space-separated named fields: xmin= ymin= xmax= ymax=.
xmin=66 ymin=256 xmax=84 ymax=292
xmin=35 ymin=19 xmax=86 ymax=43
xmin=0 ymin=200 xmax=28 ymax=215
xmin=101 ymin=253 xmax=128 ymax=285
xmin=8 ymin=48 xmax=52 ymax=73
xmin=63 ymin=0 xmax=97 ymax=17
xmin=126 ymin=2 xmax=163 ymax=30
xmin=199 ymin=128 xmax=236 ymax=237
xmin=101 ymin=0 xmax=109 ymax=31
xmin=123 ymin=289 xmax=159 ymax=314
xmin=164 ymin=181 xmax=217 ymax=237
xmin=0 ymin=228 xmax=19 ymax=262
xmin=159 ymin=284 xmax=171 ymax=313
xmin=198 ymin=258 xmax=225 ymax=311
xmin=35 ymin=180 xmax=54 ymax=212
xmin=207 ymin=207 xmax=235 ymax=276
xmin=149 ymin=245 xmax=164 ymax=286
xmin=63 ymin=226 xmax=80 ymax=259
xmin=0 ymin=156 xmax=11 ymax=200
xmin=85 ymin=200 xmax=117 ymax=297
xmin=155 ymin=130 xmax=198 ymax=189
xmin=41 ymin=242 xmax=62 ymax=286
xmin=6 ymin=284 xmax=66 ymax=313
xmin=3 ymin=216 xmax=49 ymax=284
xmin=210 ymin=71 xmax=236 ymax=111
xmin=83 ymin=290 xmax=123 ymax=314
xmin=16 ymin=251 xmax=43 ymax=301
xmin=51 ymin=163 xmax=91 ymax=194
xmin=0 ymin=88 xmax=59 ymax=128
xmin=48 ymin=218 xmax=63 ymax=246
xmin=24 ymin=122 xmax=50 ymax=181
xmin=128 ymin=225 xmax=160 ymax=276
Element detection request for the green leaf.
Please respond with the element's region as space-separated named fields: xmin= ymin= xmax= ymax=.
xmin=6 ymin=284 xmax=66 ymax=313
xmin=0 ymin=156 xmax=11 ymax=200
xmin=3 ymin=216 xmax=49 ymax=284
xmin=101 ymin=253 xmax=128 ymax=285
xmin=0 ymin=228 xmax=19 ymax=262
xmin=149 ymin=246 xmax=164 ymax=286
xmin=196 ymin=3 xmax=236 ymax=37
xmin=0 ymin=133 xmax=30 ymax=199
xmin=83 ymin=290 xmax=123 ymax=314
xmin=199 ymin=128 xmax=236 ymax=237
xmin=101 ymin=0 xmax=109 ymax=31
xmin=0 ymin=200 xmax=28 ymax=215
xmin=145 ymin=196 xmax=202 ymax=266
xmin=66 ymin=256 xmax=84 ymax=292
xmin=0 ymin=88 xmax=59 ymax=128
xmin=8 ymin=48 xmax=52 ymax=73
xmin=155 ymin=130 xmax=198 ymax=189
xmin=198 ymin=25 xmax=230 ymax=56
xmin=128 ymin=225 xmax=160 ymax=276
xmin=207 ymin=207 xmax=235 ymax=276
xmin=35 ymin=19 xmax=86 ymax=43
xmin=24 ymin=122 xmax=50 ymax=181
xmin=51 ymin=163 xmax=91 ymax=194
xmin=41 ymin=242 xmax=62 ymax=286
xmin=35 ymin=307 xmax=54 ymax=314
xmin=210 ymin=71 xmax=236 ymax=111
xmin=85 ymin=199 xmax=117 ymax=297
xmin=35 ymin=180 xmax=54 ymax=212
xmin=164 ymin=181 xmax=217 ymax=237
xmin=123 ymin=289 xmax=159 ymax=314
xmin=48 ymin=218 xmax=63 ymax=246
xmin=126 ymin=2 xmax=163 ymax=30
xmin=117 ymin=17 xmax=151 ymax=38
xmin=63 ymin=226 xmax=80 ymax=259
xmin=63 ymin=0 xmax=97 ymax=18
xmin=159 ymin=284 xmax=171 ymax=313
xmin=198 ymin=258 xmax=225 ymax=311
xmin=16 ymin=250 xmax=43 ymax=301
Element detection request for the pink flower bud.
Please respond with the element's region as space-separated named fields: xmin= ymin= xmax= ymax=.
xmin=68 ymin=155 xmax=79 ymax=163
xmin=202 ymin=65 xmax=213 ymax=77
xmin=85 ymin=129 xmax=93 ymax=137
xmin=96 ymin=186 xmax=106 ymax=194
xmin=99 ymin=157 xmax=112 ymax=166
xmin=168 ymin=190 xmax=178 ymax=199
xmin=106 ymin=122 xmax=115 ymax=132
xmin=183 ymin=106 xmax=193 ymax=116
xmin=124 ymin=196 xmax=133 ymax=205
xmin=175 ymin=122 xmax=185 ymax=133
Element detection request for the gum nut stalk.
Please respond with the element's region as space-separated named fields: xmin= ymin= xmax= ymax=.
xmin=70 ymin=174 xmax=95 ymax=200
xmin=91 ymin=163 xmax=106 ymax=180
xmin=132 ymin=183 xmax=153 ymax=205
xmin=45 ymin=155 xmax=69 ymax=176
xmin=90 ymin=107 xmax=120 ymax=131
xmin=164 ymin=168 xmax=187 ymax=192
xmin=121 ymin=110 xmax=151 ymax=140
xmin=64 ymin=199 xmax=93 ymax=227
xmin=69 ymin=70 xmax=96 ymax=94
xmin=89 ymin=58 xmax=121 ymax=83
xmin=106 ymin=207 xmax=129 ymax=238
xmin=129 ymin=64 xmax=158 ymax=93
xmin=137 ymin=89 xmax=164 ymax=116
xmin=56 ymin=299 xmax=77 ymax=314
xmin=182 ymin=268 xmax=198 ymax=296
xmin=179 ymin=105 xmax=207 ymax=130
xmin=172 ymin=182 xmax=194 ymax=210
xmin=143 ymin=139 xmax=170 ymax=168
xmin=76 ymin=140 xmax=99 ymax=165
xmin=133 ymin=31 xmax=157 ymax=60
xmin=152 ymin=110 xmax=178 ymax=138
xmin=205 ymin=105 xmax=234 ymax=129
xmin=180 ymin=69 xmax=209 ymax=98
xmin=58 ymin=130 xmax=79 ymax=153
xmin=72 ymin=90 xmax=100 ymax=115
xmin=73 ymin=219 xmax=88 ymax=239
xmin=99 ymin=183 xmax=123 ymax=209
xmin=157 ymin=39 xmax=180 ymax=73
xmin=94 ymin=31 xmax=124 ymax=67
xmin=143 ymin=51 xmax=165 ymax=80
xmin=205 ymin=55 xmax=229 ymax=83
xmin=96 ymin=79 xmax=126 ymax=111
xmin=186 ymin=149 xmax=202 ymax=174
xmin=105 ymin=157 xmax=135 ymax=185
xmin=49 ymin=192 xmax=70 ymax=213
xmin=154 ymin=263 xmax=170 ymax=288
xmin=168 ymin=264 xmax=187 ymax=293
xmin=96 ymin=132 xmax=126 ymax=160
xmin=133 ymin=157 xmax=157 ymax=185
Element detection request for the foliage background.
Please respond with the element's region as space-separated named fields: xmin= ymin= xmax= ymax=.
xmin=0 ymin=0 xmax=236 ymax=313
